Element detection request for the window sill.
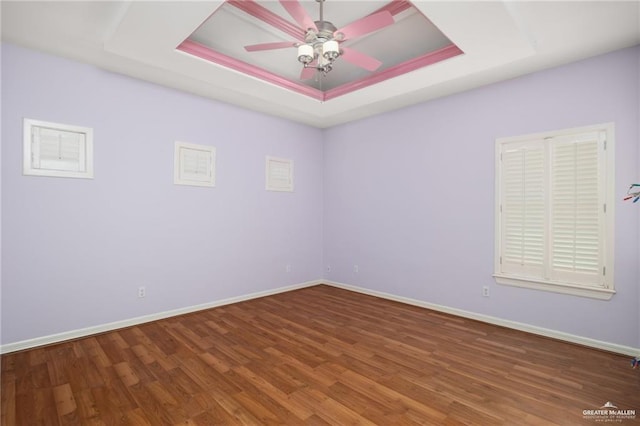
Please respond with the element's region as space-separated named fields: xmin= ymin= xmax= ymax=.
xmin=494 ymin=274 xmax=615 ymax=300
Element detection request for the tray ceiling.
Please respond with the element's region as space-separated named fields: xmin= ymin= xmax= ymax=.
xmin=1 ymin=1 xmax=639 ymax=128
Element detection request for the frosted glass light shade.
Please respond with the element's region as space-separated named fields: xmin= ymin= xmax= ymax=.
xmin=322 ymin=40 xmax=339 ymax=59
xmin=297 ymin=44 xmax=314 ymax=64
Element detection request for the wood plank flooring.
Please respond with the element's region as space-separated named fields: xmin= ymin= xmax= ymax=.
xmin=2 ymin=285 xmax=639 ymax=425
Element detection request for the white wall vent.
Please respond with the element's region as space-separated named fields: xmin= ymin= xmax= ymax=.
xmin=174 ymin=141 xmax=216 ymax=187
xmin=23 ymin=118 xmax=94 ymax=179
xmin=266 ymin=156 xmax=293 ymax=192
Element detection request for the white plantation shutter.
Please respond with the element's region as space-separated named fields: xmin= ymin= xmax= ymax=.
xmin=180 ymin=147 xmax=212 ymax=182
xmin=23 ymin=119 xmax=93 ymax=179
xmin=500 ymin=141 xmax=545 ymax=278
xmin=495 ymin=124 xmax=613 ymax=299
xmin=174 ymin=142 xmax=215 ymax=187
xmin=33 ymin=126 xmax=86 ymax=172
xmin=266 ymin=156 xmax=293 ymax=192
xmin=549 ymin=132 xmax=604 ymax=286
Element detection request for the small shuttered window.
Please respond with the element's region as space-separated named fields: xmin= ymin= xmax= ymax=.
xmin=495 ymin=124 xmax=614 ymax=300
xmin=23 ymin=119 xmax=93 ymax=179
xmin=266 ymin=156 xmax=293 ymax=192
xmin=174 ymin=141 xmax=216 ymax=187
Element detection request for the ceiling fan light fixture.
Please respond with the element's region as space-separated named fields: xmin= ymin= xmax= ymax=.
xmin=245 ymin=0 xmax=394 ymax=80
xmin=322 ymin=40 xmax=340 ymax=60
xmin=297 ymin=44 xmax=314 ymax=64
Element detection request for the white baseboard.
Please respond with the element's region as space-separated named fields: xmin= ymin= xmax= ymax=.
xmin=4 ymin=279 xmax=638 ymax=357
xmin=0 ymin=280 xmax=323 ymax=354
xmin=324 ymin=280 xmax=640 ymax=357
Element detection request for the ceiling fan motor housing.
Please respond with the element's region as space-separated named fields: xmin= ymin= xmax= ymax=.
xmin=306 ymin=21 xmax=338 ymax=43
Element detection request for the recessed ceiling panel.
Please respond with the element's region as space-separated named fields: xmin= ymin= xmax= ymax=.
xmin=179 ymin=0 xmax=463 ymax=98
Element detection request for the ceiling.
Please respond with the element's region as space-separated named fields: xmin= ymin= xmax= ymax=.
xmin=2 ymin=1 xmax=639 ymax=128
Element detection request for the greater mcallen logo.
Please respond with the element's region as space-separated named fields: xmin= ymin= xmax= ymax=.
xmin=583 ymin=402 xmax=636 ymax=422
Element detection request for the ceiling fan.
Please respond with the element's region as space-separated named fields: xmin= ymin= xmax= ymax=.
xmin=244 ymin=0 xmax=394 ymax=80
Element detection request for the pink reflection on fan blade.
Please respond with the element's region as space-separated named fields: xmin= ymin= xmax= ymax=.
xmin=245 ymin=41 xmax=296 ymax=52
xmin=340 ymin=47 xmax=382 ymax=72
xmin=300 ymin=65 xmax=316 ymax=80
xmin=336 ymin=11 xmax=394 ymax=40
xmin=280 ymin=0 xmax=317 ymax=31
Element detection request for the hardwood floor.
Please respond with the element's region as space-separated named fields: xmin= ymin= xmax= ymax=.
xmin=2 ymin=285 xmax=639 ymax=425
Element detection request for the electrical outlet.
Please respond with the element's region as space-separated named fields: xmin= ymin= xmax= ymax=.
xmin=138 ymin=286 xmax=146 ymax=298
xmin=286 ymin=264 xmax=292 ymax=273
xmin=354 ymin=265 xmax=359 ymax=273
xmin=482 ymin=286 xmax=489 ymax=297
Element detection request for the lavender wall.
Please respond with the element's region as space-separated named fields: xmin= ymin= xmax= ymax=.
xmin=324 ymin=46 xmax=640 ymax=348
xmin=1 ymin=43 xmax=323 ymax=345
xmin=2 ymin=42 xmax=638 ymax=350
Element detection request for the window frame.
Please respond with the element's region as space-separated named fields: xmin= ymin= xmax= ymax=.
xmin=23 ymin=118 xmax=94 ymax=179
xmin=173 ymin=141 xmax=216 ymax=188
xmin=494 ymin=123 xmax=615 ymax=300
xmin=265 ymin=156 xmax=294 ymax=192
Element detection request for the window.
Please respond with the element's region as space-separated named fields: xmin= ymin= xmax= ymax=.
xmin=174 ymin=141 xmax=216 ymax=187
xmin=266 ymin=156 xmax=293 ymax=192
xmin=23 ymin=118 xmax=94 ymax=179
xmin=494 ymin=123 xmax=615 ymax=299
